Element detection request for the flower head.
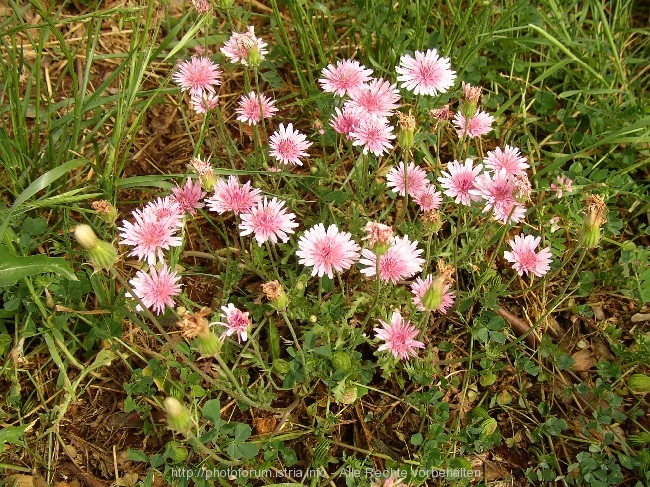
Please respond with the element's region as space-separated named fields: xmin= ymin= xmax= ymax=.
xmin=206 ymin=176 xmax=262 ymax=215
xmin=374 ymin=310 xmax=424 ymax=360
xmin=221 ymin=27 xmax=268 ymax=66
xmin=504 ymin=234 xmax=552 ymax=277
xmin=550 ymin=174 xmax=573 ymax=198
xmin=190 ymin=92 xmax=219 ymax=114
xmin=239 ymin=197 xmax=298 ymax=245
xmin=118 ymin=207 xmax=183 ymax=266
xmin=171 ymin=178 xmax=207 ymax=215
xmin=461 ymin=81 xmax=482 ymax=103
xmin=396 ymin=49 xmax=456 ymax=96
xmin=319 ymin=59 xmax=373 ymax=98
xmin=359 ymin=235 xmax=424 ymax=284
xmin=296 ymin=224 xmax=361 ymax=279
xmin=143 ymin=197 xmax=184 ymax=226
xmin=236 ymin=92 xmax=278 ymax=125
xmin=386 ymin=161 xmax=429 ymax=197
xmin=362 ymin=221 xmax=394 ymax=250
xmin=470 ymin=170 xmax=527 ymax=224
xmin=453 ymin=110 xmax=494 ymax=138
xmin=190 ymin=0 xmax=210 ymax=13
xmin=217 ymin=303 xmax=251 ymax=342
xmin=414 ymin=184 xmax=442 ymax=211
xmin=129 ymin=264 xmax=182 ymax=315
xmin=172 ymin=57 xmax=222 ymax=97
xmin=330 ymin=105 xmax=365 ymax=139
xmin=437 ymin=158 xmax=483 ymax=206
xmin=484 ymin=145 xmax=529 ymax=176
xmin=269 ymin=123 xmax=312 ymax=166
xmin=350 ymin=114 xmax=395 ymax=156
xmin=348 ymin=78 xmax=401 ymax=118
xmin=430 ymin=104 xmax=453 ymax=122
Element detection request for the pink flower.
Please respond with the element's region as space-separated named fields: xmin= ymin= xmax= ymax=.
xmin=453 ymin=110 xmax=494 ymax=138
xmin=329 ymin=105 xmax=364 ymax=139
xmin=319 ymin=59 xmax=373 ymax=98
xmin=220 ymin=27 xmax=268 ymax=65
xmin=296 ymin=223 xmax=361 ymax=279
xmin=414 ymin=184 xmax=442 ymax=211
xmin=143 ymin=197 xmax=184 ymax=227
xmin=129 ymin=264 xmax=182 ymax=315
xmin=190 ymin=93 xmax=219 ymax=114
xmin=206 ymin=176 xmax=262 ymax=215
xmin=437 ymin=158 xmax=483 ymax=206
xmin=359 ymin=235 xmax=424 ymax=283
xmin=235 ymin=92 xmax=278 ymax=125
xmin=172 ymin=57 xmax=222 ymax=97
xmin=348 ymin=78 xmax=401 ymax=118
xmin=504 ymin=234 xmax=553 ymax=277
xmin=362 ymin=221 xmax=393 ymax=249
xmin=170 ymin=178 xmax=207 ymax=215
xmin=190 ymin=0 xmax=210 ymax=13
xmin=395 ymin=49 xmax=456 ymax=96
xmin=119 ymin=207 xmax=183 ymax=266
xmin=470 ymin=170 xmax=526 ymax=224
xmin=374 ymin=310 xmax=424 ymax=360
xmin=239 ymin=197 xmax=298 ymax=245
xmin=386 ymin=161 xmax=429 ymax=197
xmin=550 ymin=175 xmax=573 ymax=198
xmin=217 ymin=303 xmax=251 ymax=342
xmin=269 ymin=123 xmax=312 ymax=166
xmin=411 ymin=276 xmax=455 ymax=313
xmin=484 ymin=145 xmax=529 ymax=176
xmin=350 ymin=114 xmax=395 ymax=156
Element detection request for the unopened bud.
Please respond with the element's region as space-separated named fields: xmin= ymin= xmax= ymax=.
xmin=164 ymin=397 xmax=192 ymax=434
xmin=194 ymin=332 xmax=222 ymax=357
xmin=581 ymin=194 xmax=606 ymax=249
xmin=397 ymin=111 xmax=416 ymax=151
xmin=91 ymin=200 xmax=118 ymax=225
xmin=338 ymin=386 xmax=358 ymax=405
xmin=628 ymin=374 xmax=650 ymax=394
xmin=331 ymin=351 xmax=352 ymax=373
xmin=189 ymin=156 xmax=216 ymax=192
xmin=263 ymin=280 xmax=289 ymax=311
xmin=422 ymin=274 xmax=446 ymax=311
xmin=74 ymin=224 xmax=98 ymax=250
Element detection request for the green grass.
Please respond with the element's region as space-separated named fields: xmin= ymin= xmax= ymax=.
xmin=0 ymin=0 xmax=649 ymax=486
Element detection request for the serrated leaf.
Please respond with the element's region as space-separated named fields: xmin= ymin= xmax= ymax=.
xmin=0 ymin=424 xmax=29 ymax=446
xmin=202 ymin=399 xmax=222 ymax=426
xmin=0 ymin=244 xmax=77 ymax=287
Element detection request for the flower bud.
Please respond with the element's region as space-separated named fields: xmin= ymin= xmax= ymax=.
xmin=91 ymin=200 xmax=118 ymax=225
xmin=331 ymin=351 xmax=352 ymax=373
xmin=74 ymin=224 xmax=98 ymax=250
xmin=164 ymin=397 xmax=192 ymax=434
xmin=247 ymin=45 xmax=262 ymax=67
xmin=397 ymin=111 xmax=416 ymax=151
xmin=194 ymin=332 xmax=222 ymax=357
xmin=628 ymin=374 xmax=650 ymax=394
xmin=581 ymin=194 xmax=606 ymax=249
xmin=262 ymin=280 xmax=289 ymax=311
xmin=422 ymin=274 xmax=446 ymax=311
xmin=74 ymin=225 xmax=117 ymax=270
xmin=87 ymin=240 xmax=118 ymax=270
xmin=189 ymin=156 xmax=216 ymax=192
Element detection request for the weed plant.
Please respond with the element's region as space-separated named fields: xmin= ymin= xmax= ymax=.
xmin=0 ymin=1 xmax=649 ymax=486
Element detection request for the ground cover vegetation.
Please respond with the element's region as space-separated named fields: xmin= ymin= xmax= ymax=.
xmin=1 ymin=0 xmax=649 ymax=485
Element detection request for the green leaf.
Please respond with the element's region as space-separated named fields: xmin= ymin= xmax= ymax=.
xmin=0 ymin=159 xmax=86 ymax=239
xmin=0 ymin=424 xmax=29 ymax=446
xmin=202 ymin=399 xmax=222 ymax=425
xmin=0 ymin=244 xmax=77 ymax=287
xmin=127 ymin=449 xmax=149 ymax=462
